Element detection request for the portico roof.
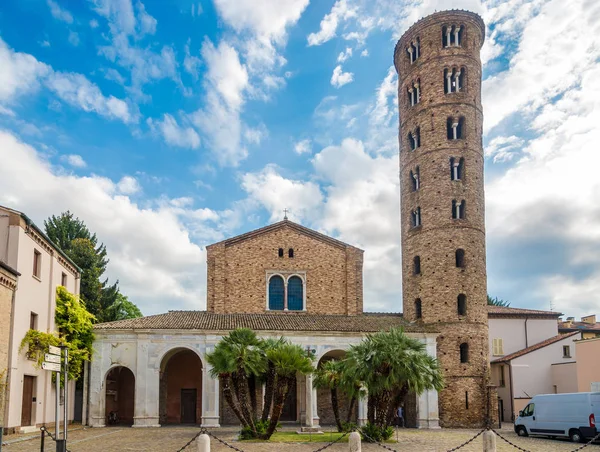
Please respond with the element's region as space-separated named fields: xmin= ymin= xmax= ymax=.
xmin=94 ymin=311 xmax=435 ymax=333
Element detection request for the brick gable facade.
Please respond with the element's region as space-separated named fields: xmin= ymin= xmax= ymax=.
xmin=206 ymin=220 xmax=364 ymax=315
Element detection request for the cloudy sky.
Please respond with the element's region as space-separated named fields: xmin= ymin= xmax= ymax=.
xmin=1 ymin=0 xmax=599 ymax=319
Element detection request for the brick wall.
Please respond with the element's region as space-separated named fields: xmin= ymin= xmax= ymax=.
xmin=395 ymin=10 xmax=491 ymax=428
xmin=206 ymin=222 xmax=364 ymax=315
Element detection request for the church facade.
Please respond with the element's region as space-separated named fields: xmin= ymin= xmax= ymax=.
xmin=88 ymin=9 xmax=494 ymax=430
xmin=88 ymin=220 xmax=440 ymax=429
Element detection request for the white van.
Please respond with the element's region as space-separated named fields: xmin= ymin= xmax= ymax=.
xmin=514 ymin=392 xmax=600 ymax=443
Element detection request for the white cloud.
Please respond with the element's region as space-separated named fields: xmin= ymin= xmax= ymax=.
xmin=482 ymin=0 xmax=600 ymax=133
xmin=60 ymin=154 xmax=87 ymax=168
xmin=0 ymin=38 xmax=50 ymax=105
xmin=149 ymin=114 xmax=201 ymax=149
xmin=191 ymin=3 xmax=203 ymax=17
xmin=45 ymin=72 xmax=132 ymax=123
xmin=89 ymin=19 xmax=99 ymax=28
xmin=0 ymin=106 xmax=16 ymax=117
xmin=0 ymin=130 xmax=228 ymax=314
xmin=183 ymin=40 xmax=201 ymax=79
xmin=213 ymin=0 xmax=309 ymax=43
xmin=294 ymin=139 xmax=312 ymax=155
xmin=484 ymin=136 xmax=523 ymax=163
xmin=307 ymin=0 xmax=357 ymax=46
xmin=331 ymin=64 xmax=354 ymax=88
xmin=47 ymin=0 xmax=73 ymax=24
xmin=191 ymin=39 xmax=250 ymax=166
xmin=117 ymin=175 xmax=141 ymax=194
xmin=360 ymin=49 xmax=368 ymax=57
xmin=241 ymin=164 xmax=323 ymax=223
xmin=68 ymin=31 xmax=80 ymax=47
xmin=337 ymin=47 xmax=353 ymax=63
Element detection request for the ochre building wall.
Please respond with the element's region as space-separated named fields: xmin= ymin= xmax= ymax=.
xmin=395 ymin=10 xmax=492 ymax=427
xmin=206 ymin=222 xmax=364 ymax=315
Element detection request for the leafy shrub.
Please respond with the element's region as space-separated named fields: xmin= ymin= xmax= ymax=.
xmin=341 ymin=422 xmax=357 ymax=433
xmin=239 ymin=419 xmax=279 ymax=440
xmin=360 ymin=422 xmax=394 ymax=442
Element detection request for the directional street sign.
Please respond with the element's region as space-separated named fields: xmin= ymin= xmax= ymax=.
xmin=45 ymin=353 xmax=61 ymax=363
xmin=42 ymin=362 xmax=61 ymax=372
xmin=48 ymin=345 xmax=61 ymax=355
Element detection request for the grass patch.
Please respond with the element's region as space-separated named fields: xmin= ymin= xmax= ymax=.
xmin=241 ymin=431 xmax=349 ymax=443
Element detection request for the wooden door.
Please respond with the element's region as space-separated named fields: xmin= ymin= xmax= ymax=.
xmin=21 ymin=376 xmax=35 ymax=426
xmin=280 ymin=378 xmax=297 ymax=421
xmin=180 ymin=389 xmax=197 ymax=424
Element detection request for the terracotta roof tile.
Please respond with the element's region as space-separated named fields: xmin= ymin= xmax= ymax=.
xmin=487 ymin=305 xmax=562 ymax=318
xmin=94 ymin=311 xmax=432 ymax=333
xmin=559 ymin=321 xmax=600 ymax=333
xmin=491 ymin=331 xmax=579 ymax=363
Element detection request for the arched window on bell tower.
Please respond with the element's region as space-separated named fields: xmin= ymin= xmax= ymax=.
xmin=460 ymin=343 xmax=469 ymax=363
xmin=457 ymin=294 xmax=467 ymax=316
xmin=410 ymin=166 xmax=420 ymax=191
xmin=415 ymin=298 xmax=422 ymax=319
xmin=455 ymin=249 xmax=465 ymax=268
xmin=413 ymin=256 xmax=421 ymax=275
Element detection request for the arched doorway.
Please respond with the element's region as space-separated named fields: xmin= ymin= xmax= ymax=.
xmin=105 ymin=366 xmax=135 ymax=426
xmin=316 ymin=350 xmax=357 ymax=426
xmin=159 ymin=348 xmax=203 ymax=425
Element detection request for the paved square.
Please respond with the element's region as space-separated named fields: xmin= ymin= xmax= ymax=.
xmin=3 ymin=426 xmax=598 ymax=452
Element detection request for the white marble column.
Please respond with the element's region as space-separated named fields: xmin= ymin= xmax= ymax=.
xmin=133 ymin=339 xmax=161 ymax=427
xmin=312 ymin=386 xmax=320 ymax=427
xmin=201 ymin=364 xmax=220 ymax=427
xmin=358 ymin=390 xmax=368 ymax=426
xmin=417 ymin=336 xmax=440 ymax=429
xmin=305 ymin=374 xmax=314 ymax=427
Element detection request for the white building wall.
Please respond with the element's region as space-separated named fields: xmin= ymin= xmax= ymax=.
xmin=5 ymin=220 xmax=80 ymax=429
xmin=488 ymin=318 xmax=558 ymax=358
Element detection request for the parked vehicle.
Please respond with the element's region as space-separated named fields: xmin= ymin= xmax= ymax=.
xmin=514 ymin=392 xmax=600 ymax=443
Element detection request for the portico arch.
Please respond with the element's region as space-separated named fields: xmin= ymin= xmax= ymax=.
xmin=105 ymin=366 xmax=135 ymax=426
xmin=316 ymin=349 xmax=358 ymax=426
xmin=159 ymin=347 xmax=203 ymax=424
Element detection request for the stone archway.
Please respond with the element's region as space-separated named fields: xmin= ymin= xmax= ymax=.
xmin=105 ymin=366 xmax=135 ymax=426
xmin=316 ymin=350 xmax=357 ymax=426
xmin=159 ymin=348 xmax=203 ymax=425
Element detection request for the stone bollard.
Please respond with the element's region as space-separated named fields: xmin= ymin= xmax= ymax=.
xmin=482 ymin=430 xmax=496 ymax=452
xmin=196 ymin=433 xmax=210 ymax=452
xmin=349 ymin=431 xmax=361 ymax=452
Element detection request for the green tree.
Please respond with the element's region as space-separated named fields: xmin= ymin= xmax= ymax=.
xmin=487 ymin=295 xmax=510 ymax=307
xmin=44 ymin=211 xmax=142 ymax=322
xmin=342 ymin=328 xmax=444 ymax=440
xmin=105 ymin=293 xmax=142 ymax=320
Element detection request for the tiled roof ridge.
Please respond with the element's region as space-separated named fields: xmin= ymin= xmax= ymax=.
xmin=487 ymin=305 xmax=562 ymax=317
xmin=491 ymin=331 xmax=579 ymax=363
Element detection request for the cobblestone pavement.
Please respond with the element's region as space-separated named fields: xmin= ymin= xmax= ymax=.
xmin=3 ymin=426 xmax=598 ymax=452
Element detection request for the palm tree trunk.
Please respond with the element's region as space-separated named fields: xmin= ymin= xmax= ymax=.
xmin=262 ymin=375 xmax=290 ymax=439
xmin=261 ymin=363 xmax=275 ymax=422
xmin=220 ymin=374 xmax=249 ymax=428
xmin=346 ymin=396 xmax=356 ymax=423
xmin=331 ymin=388 xmax=343 ymax=432
xmin=376 ymin=391 xmax=390 ymax=428
xmin=248 ymin=374 xmax=258 ymax=420
xmin=367 ymin=394 xmax=375 ymax=424
xmin=235 ymin=365 xmax=256 ymax=433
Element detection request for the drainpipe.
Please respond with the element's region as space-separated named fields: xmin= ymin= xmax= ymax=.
xmin=508 ymin=362 xmax=515 ymax=422
xmin=524 ymin=317 xmax=529 ymax=348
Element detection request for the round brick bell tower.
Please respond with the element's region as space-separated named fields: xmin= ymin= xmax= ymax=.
xmin=394 ymin=11 xmax=491 ymax=427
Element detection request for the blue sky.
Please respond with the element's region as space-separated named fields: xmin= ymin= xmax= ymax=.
xmin=1 ymin=0 xmax=599 ymax=319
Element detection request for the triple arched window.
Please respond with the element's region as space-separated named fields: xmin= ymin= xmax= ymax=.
xmin=407 ymin=79 xmax=421 ymax=107
xmin=444 ymin=67 xmax=465 ymax=93
xmin=268 ymin=274 xmax=305 ymax=311
xmin=442 ymin=25 xmax=463 ymax=47
xmin=447 ymin=117 xmax=465 ymax=140
xmin=406 ymin=38 xmax=420 ymax=64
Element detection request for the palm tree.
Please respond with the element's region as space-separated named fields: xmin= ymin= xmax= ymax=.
xmin=342 ymin=328 xmax=444 ymax=432
xmin=262 ymin=343 xmax=314 ymax=439
xmin=487 ymin=295 xmax=510 ymax=307
xmin=313 ymin=359 xmax=344 ymax=431
xmin=258 ymin=337 xmax=287 ymax=422
xmin=207 ymin=328 xmax=265 ymax=436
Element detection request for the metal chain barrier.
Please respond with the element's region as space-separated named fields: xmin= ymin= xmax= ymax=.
xmin=204 ymin=430 xmax=248 ymax=452
xmin=311 ymin=430 xmax=350 ymax=452
xmin=359 ymin=431 xmax=399 ymax=452
xmin=567 ymin=431 xmax=600 ymax=452
xmin=490 ymin=428 xmax=531 ymax=452
xmin=444 ymin=429 xmax=486 ymax=452
xmin=175 ymin=428 xmax=208 ymax=452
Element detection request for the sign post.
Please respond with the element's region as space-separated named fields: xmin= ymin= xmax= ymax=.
xmin=43 ymin=345 xmax=67 ymax=452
